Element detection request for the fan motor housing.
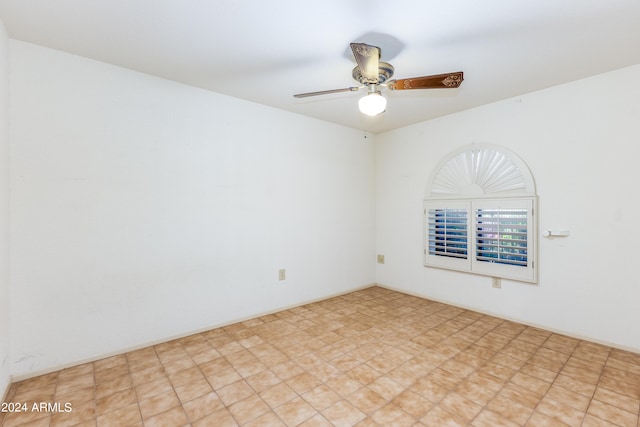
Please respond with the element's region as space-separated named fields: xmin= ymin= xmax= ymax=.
xmin=352 ymin=62 xmax=394 ymax=85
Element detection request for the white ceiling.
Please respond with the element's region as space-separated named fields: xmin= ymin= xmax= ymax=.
xmin=1 ymin=0 xmax=639 ymax=133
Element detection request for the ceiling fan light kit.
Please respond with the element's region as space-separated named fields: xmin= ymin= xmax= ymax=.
xmin=293 ymin=42 xmax=464 ymax=117
xmin=359 ymin=88 xmax=387 ymax=116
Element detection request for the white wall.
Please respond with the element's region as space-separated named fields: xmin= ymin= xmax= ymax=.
xmin=0 ymin=20 xmax=10 ymax=396
xmin=376 ymin=65 xmax=640 ymax=352
xmin=8 ymin=37 xmax=638 ymax=382
xmin=9 ymin=41 xmax=376 ymax=377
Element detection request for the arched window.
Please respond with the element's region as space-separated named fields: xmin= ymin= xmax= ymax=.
xmin=424 ymin=144 xmax=537 ymax=283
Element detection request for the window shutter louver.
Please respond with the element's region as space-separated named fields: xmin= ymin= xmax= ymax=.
xmin=427 ymin=208 xmax=468 ymax=259
xmin=475 ymin=208 xmax=528 ymax=267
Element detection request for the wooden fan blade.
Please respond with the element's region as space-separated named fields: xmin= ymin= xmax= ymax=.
xmin=293 ymin=87 xmax=360 ymax=98
xmin=387 ymin=72 xmax=463 ymax=90
xmin=350 ymin=43 xmax=380 ymax=84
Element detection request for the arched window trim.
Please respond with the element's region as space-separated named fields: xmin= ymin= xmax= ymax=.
xmin=426 ymin=143 xmax=536 ymax=199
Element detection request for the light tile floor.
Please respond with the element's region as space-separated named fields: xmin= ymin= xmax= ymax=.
xmin=1 ymin=286 xmax=639 ymax=426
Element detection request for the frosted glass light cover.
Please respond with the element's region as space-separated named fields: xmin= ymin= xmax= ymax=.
xmin=358 ymin=92 xmax=387 ymax=116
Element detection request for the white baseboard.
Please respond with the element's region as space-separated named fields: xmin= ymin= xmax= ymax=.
xmin=15 ymin=281 xmax=635 ymax=385
xmin=375 ymin=282 xmax=640 ymax=355
xmin=10 ymin=283 xmax=376 ymax=383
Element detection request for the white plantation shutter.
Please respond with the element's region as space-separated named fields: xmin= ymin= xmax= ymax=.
xmin=475 ymin=208 xmax=528 ymax=266
xmin=472 ymin=198 xmax=536 ymax=282
xmin=424 ymin=201 xmax=471 ymax=271
xmin=427 ymin=208 xmax=468 ymax=259
xmin=424 ymin=144 xmax=537 ymax=283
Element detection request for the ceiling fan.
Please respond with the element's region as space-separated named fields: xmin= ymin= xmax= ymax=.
xmin=293 ymin=42 xmax=463 ymax=116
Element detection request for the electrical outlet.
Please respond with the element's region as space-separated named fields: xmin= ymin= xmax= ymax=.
xmin=492 ymin=277 xmax=501 ymax=288
xmin=279 ymin=269 xmax=286 ymax=281
xmin=377 ymin=254 xmax=385 ymax=264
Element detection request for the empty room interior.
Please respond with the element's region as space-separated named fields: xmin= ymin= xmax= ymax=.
xmin=0 ymin=1 xmax=639 ymax=426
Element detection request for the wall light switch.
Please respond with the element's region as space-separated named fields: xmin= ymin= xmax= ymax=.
xmin=377 ymin=254 xmax=385 ymax=264
xmin=279 ymin=269 xmax=286 ymax=281
xmin=492 ymin=277 xmax=501 ymax=289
